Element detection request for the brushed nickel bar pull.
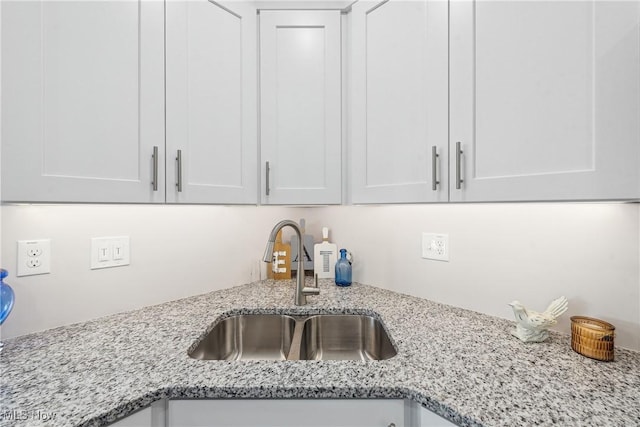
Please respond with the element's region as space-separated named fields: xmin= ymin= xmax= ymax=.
xmin=176 ymin=150 xmax=183 ymax=193
xmin=151 ymin=146 xmax=159 ymax=191
xmin=455 ymin=141 xmax=464 ymax=190
xmin=431 ymin=146 xmax=439 ymax=191
xmin=265 ymin=161 xmax=270 ymax=196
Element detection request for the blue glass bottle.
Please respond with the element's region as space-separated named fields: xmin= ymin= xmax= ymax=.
xmin=0 ymin=269 xmax=15 ymax=325
xmin=335 ymin=249 xmax=352 ymax=287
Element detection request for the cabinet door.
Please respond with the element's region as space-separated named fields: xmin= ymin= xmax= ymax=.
xmin=404 ymin=400 xmax=458 ymax=427
xmin=1 ymin=0 xmax=165 ymax=203
xmin=108 ymin=400 xmax=166 ymax=427
xmin=109 ymin=407 xmax=152 ymax=427
xmin=418 ymin=404 xmax=456 ymax=427
xmin=450 ymin=0 xmax=640 ymax=202
xmin=350 ymin=0 xmax=448 ymax=204
xmin=166 ymin=0 xmax=258 ymax=204
xmin=168 ymin=399 xmax=405 ymax=426
xmin=260 ymin=11 xmax=342 ymax=205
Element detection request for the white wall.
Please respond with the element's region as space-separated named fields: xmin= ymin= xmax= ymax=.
xmin=302 ymin=204 xmax=640 ymax=350
xmin=2 ymin=203 xmax=639 ymax=351
xmin=0 ymin=204 xmax=305 ymax=339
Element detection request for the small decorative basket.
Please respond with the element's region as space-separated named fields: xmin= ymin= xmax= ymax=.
xmin=570 ymin=316 xmax=615 ymax=361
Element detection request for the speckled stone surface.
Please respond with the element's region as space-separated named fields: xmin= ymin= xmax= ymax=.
xmin=1 ymin=280 xmax=639 ymax=427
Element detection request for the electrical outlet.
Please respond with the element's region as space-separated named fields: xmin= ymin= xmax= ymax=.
xmin=17 ymin=239 xmax=51 ymax=276
xmin=422 ymin=233 xmax=449 ymax=262
xmin=27 ymin=247 xmax=43 ymax=257
xmin=26 ymin=258 xmax=42 ymax=268
xmin=91 ymin=236 xmax=130 ymax=269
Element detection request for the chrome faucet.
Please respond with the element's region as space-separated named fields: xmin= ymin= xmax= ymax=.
xmin=263 ymin=220 xmax=320 ymax=305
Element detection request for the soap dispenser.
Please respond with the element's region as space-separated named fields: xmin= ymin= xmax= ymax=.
xmin=335 ymin=249 xmax=352 ymax=287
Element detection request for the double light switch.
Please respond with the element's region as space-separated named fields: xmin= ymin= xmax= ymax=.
xmin=91 ymin=236 xmax=130 ymax=269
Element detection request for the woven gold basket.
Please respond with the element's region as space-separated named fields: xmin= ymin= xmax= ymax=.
xmin=570 ymin=316 xmax=615 ymax=361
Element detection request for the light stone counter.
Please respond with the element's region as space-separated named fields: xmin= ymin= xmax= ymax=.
xmin=1 ymin=280 xmax=639 ymax=426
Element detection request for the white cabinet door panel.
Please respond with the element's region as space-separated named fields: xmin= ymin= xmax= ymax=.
xmin=418 ymin=405 xmax=456 ymax=426
xmin=260 ymin=11 xmax=342 ymax=205
xmin=108 ymin=400 xmax=166 ymax=427
xmin=109 ymin=407 xmax=152 ymax=427
xmin=166 ymin=0 xmax=257 ymax=204
xmin=1 ymin=0 xmax=165 ymax=203
xmin=168 ymin=399 xmax=405 ymax=427
xmin=350 ymin=0 xmax=448 ymax=203
xmin=450 ymin=0 xmax=640 ymax=202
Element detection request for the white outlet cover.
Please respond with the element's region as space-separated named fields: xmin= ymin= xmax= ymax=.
xmin=421 ymin=233 xmax=449 ymax=262
xmin=17 ymin=239 xmax=51 ymax=276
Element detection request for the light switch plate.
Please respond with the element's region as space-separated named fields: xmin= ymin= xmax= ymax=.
xmin=422 ymin=233 xmax=449 ymax=262
xmin=91 ymin=236 xmax=130 ymax=269
xmin=17 ymin=239 xmax=51 ymax=276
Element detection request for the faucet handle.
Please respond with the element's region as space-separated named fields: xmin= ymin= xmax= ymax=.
xmin=302 ymin=286 xmax=320 ymax=296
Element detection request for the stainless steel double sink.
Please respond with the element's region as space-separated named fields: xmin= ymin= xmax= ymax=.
xmin=188 ymin=314 xmax=397 ymax=361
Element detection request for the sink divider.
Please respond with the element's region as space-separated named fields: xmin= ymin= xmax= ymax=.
xmin=286 ymin=317 xmax=306 ymax=361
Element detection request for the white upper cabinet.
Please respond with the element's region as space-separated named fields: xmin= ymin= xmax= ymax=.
xmin=259 ymin=10 xmax=342 ymax=205
xmin=450 ymin=0 xmax=640 ymax=202
xmin=4 ymin=0 xmax=638 ymax=204
xmin=166 ymin=0 xmax=258 ymax=204
xmin=1 ymin=1 xmax=165 ymax=203
xmin=350 ymin=0 xmax=448 ymax=204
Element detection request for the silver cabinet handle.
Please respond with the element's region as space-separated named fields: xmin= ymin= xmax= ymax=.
xmin=431 ymin=145 xmax=440 ymax=191
xmin=455 ymin=141 xmax=464 ymax=190
xmin=176 ymin=150 xmax=183 ymax=193
xmin=265 ymin=161 xmax=270 ymax=196
xmin=151 ymin=146 xmax=159 ymax=191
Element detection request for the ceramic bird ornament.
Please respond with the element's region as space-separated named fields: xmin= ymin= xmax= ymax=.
xmin=509 ymin=296 xmax=568 ymax=342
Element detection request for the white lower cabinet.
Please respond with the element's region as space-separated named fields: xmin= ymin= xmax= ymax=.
xmin=418 ymin=405 xmax=457 ymax=427
xmin=108 ymin=400 xmax=166 ymax=427
xmin=107 ymin=399 xmax=455 ymax=427
xmin=166 ymin=399 xmax=455 ymax=427
xmin=109 ymin=407 xmax=152 ymax=427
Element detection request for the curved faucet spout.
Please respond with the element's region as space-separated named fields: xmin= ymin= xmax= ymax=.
xmin=263 ymin=220 xmax=319 ymax=306
xmin=262 ymin=220 xmax=300 ymax=262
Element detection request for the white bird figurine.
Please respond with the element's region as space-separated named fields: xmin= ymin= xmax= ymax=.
xmin=509 ymin=296 xmax=568 ymax=342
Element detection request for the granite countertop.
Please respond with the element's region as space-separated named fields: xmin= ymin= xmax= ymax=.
xmin=1 ymin=280 xmax=639 ymax=427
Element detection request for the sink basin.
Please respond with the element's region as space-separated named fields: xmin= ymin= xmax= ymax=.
xmin=298 ymin=315 xmax=397 ymax=361
xmin=189 ymin=313 xmax=396 ymax=361
xmin=189 ymin=314 xmax=296 ymax=360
